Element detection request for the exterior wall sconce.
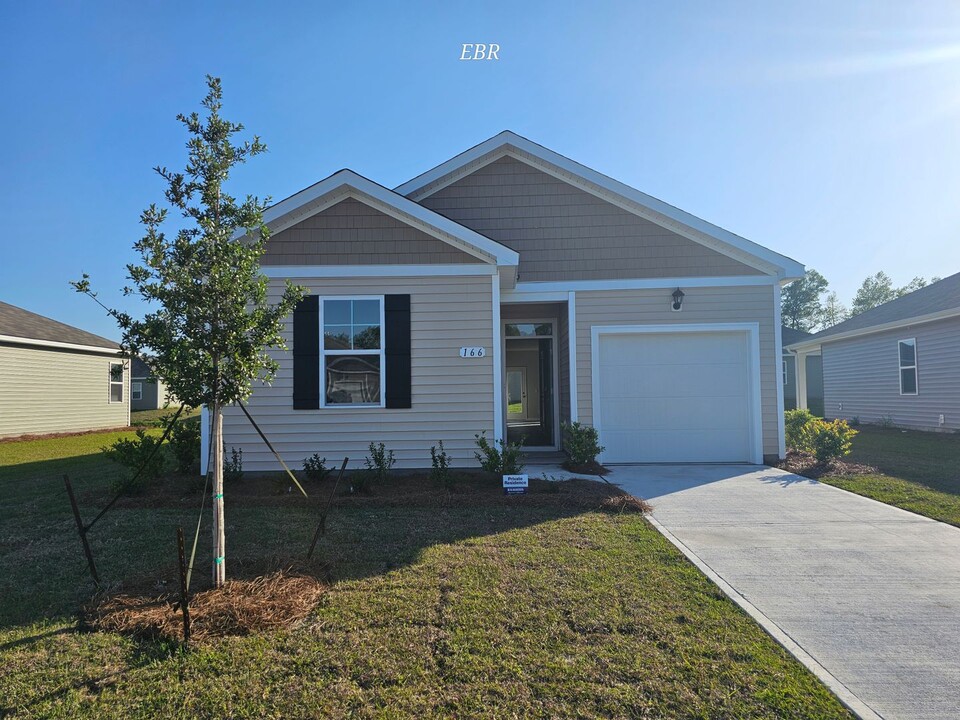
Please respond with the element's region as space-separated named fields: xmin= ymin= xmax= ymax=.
xmin=671 ymin=288 xmax=685 ymax=312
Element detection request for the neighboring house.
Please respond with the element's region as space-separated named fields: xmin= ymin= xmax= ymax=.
xmin=130 ymin=357 xmax=177 ymax=411
xmin=0 ymin=301 xmax=129 ymax=437
xmin=781 ymin=326 xmax=824 ymax=415
xmin=787 ymin=271 xmax=960 ymax=431
xmin=207 ymin=131 xmax=804 ymax=472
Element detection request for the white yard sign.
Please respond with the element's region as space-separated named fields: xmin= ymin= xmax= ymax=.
xmin=503 ymin=474 xmax=528 ymax=495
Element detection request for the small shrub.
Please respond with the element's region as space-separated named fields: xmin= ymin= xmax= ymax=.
xmin=350 ymin=469 xmax=375 ymax=494
xmin=364 ymin=442 xmax=395 ymax=484
xmin=878 ymin=415 xmax=894 ymax=428
xmin=810 ymin=419 xmax=857 ymax=462
xmin=850 ymin=416 xmax=861 ymax=426
xmin=102 ymin=429 xmax=166 ymax=494
xmin=561 ymin=421 xmax=605 ymax=466
xmin=474 ymin=432 xmax=525 ymax=475
xmin=430 ymin=441 xmax=454 ymax=489
xmin=168 ymin=414 xmax=200 ymax=474
xmin=224 ymin=446 xmax=243 ymax=482
xmin=302 ymin=454 xmax=331 ymax=483
xmin=784 ymin=408 xmax=817 ymax=452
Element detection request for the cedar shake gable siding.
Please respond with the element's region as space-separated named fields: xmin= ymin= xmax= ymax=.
xmin=261 ymin=197 xmax=484 ymax=266
xmin=417 ymin=156 xmax=762 ymax=282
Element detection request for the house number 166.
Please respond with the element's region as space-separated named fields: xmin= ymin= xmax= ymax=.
xmin=459 ymin=346 xmax=486 ymax=358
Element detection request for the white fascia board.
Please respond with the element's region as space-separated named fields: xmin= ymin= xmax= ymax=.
xmin=260 ymin=264 xmax=496 ymax=279
xmin=396 ymin=131 xmax=804 ymax=280
xmin=237 ymin=169 xmax=519 ymax=268
xmin=0 ymin=334 xmax=123 ymax=355
xmin=511 ymin=274 xmax=776 ymax=295
xmin=786 ymin=306 xmax=960 ymax=352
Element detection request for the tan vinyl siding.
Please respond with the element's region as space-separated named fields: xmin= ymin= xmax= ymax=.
xmin=821 ymin=315 xmax=960 ymax=431
xmin=262 ymin=197 xmax=483 ymax=266
xmin=222 ymin=274 xmax=494 ymax=470
xmin=418 ymin=156 xmax=762 ymax=281
xmin=0 ymin=344 xmax=129 ymax=437
xmin=575 ymin=285 xmax=780 ymax=458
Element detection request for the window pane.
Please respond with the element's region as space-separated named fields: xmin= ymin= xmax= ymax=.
xmin=352 ymin=299 xmax=380 ymax=325
xmin=899 ymin=340 xmax=916 ymax=366
xmin=324 ymin=326 xmax=352 ymax=350
xmin=325 ymin=355 xmax=381 ymax=405
xmin=110 ymin=383 xmax=124 ymax=402
xmin=353 ymin=325 xmax=380 ymax=350
xmin=110 ymin=363 xmax=123 ymax=381
xmin=901 ymin=368 xmax=917 ymax=394
xmin=324 ymin=300 xmax=351 ymax=325
xmin=505 ymin=323 xmax=553 ymax=337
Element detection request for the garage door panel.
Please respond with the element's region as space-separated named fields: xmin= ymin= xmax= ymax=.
xmin=596 ymin=330 xmax=754 ymax=463
xmin=599 ymin=364 xmax=747 ymax=400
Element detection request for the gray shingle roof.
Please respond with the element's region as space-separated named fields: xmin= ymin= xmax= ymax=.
xmin=781 ymin=326 xmax=813 ymax=347
xmin=0 ymin=301 xmax=120 ymax=350
xmin=801 ymin=271 xmax=960 ymax=344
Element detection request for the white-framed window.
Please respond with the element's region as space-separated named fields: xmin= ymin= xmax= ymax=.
xmin=109 ymin=362 xmax=124 ymax=403
xmin=783 ymin=360 xmax=788 ymax=385
xmin=898 ymin=338 xmax=918 ymax=395
xmin=321 ymin=296 xmax=384 ymax=407
xmin=132 ymin=382 xmax=143 ymax=401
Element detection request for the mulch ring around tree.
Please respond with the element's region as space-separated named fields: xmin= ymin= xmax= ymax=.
xmin=83 ymin=558 xmax=329 ymax=644
xmin=776 ymin=450 xmax=879 ymax=480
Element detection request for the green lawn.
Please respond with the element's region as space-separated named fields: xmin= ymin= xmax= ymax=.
xmin=507 ymin=401 xmax=522 ymax=415
xmin=130 ymin=406 xmax=200 ymax=428
xmin=0 ymin=430 xmax=852 ymax=718
xmin=820 ymin=425 xmax=960 ymax=526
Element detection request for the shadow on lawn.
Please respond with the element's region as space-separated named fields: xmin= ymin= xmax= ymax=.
xmin=0 ymin=462 xmax=634 ymax=633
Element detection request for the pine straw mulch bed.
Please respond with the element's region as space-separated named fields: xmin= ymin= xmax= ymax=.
xmin=83 ymin=559 xmax=329 ymax=644
xmin=776 ymin=449 xmax=879 ymax=480
xmin=561 ymin=459 xmax=610 ymax=475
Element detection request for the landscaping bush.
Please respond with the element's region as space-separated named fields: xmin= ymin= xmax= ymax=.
xmin=561 ymin=421 xmax=605 ymax=467
xmin=474 ymin=432 xmax=524 ymax=475
xmin=430 ymin=440 xmax=453 ymax=489
xmin=784 ymin=408 xmax=817 ymax=451
xmin=302 ymin=454 xmax=331 ymax=483
xmin=168 ymin=414 xmax=201 ymax=474
xmin=102 ymin=429 xmax=166 ymax=494
xmin=810 ymin=419 xmax=857 ymax=463
xmin=364 ymin=442 xmax=395 ymax=484
xmin=784 ymin=409 xmax=857 ymax=463
xmin=224 ymin=446 xmax=244 ymax=482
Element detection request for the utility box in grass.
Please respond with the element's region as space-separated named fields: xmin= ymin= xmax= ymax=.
xmin=503 ymin=474 xmax=528 ymax=495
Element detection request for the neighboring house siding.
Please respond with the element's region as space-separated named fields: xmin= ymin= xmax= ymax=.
xmin=574 ymin=284 xmax=780 ymax=458
xmin=222 ymin=274 xmax=495 ymax=470
xmin=418 ymin=156 xmax=762 ymax=281
xmin=0 ymin=345 xmax=129 ymax=437
xmin=821 ymin=316 xmax=960 ymax=431
xmin=262 ymin=197 xmax=483 ymax=266
xmin=131 ymin=377 xmax=173 ymax=411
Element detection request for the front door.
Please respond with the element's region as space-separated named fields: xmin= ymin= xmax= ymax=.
xmin=504 ymin=321 xmax=557 ymax=449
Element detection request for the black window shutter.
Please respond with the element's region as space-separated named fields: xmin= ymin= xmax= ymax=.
xmin=292 ymin=295 xmax=320 ymax=409
xmin=384 ymin=294 xmax=412 ymax=409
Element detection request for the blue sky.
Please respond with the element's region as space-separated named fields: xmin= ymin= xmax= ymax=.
xmin=2 ymin=1 xmax=959 ymax=340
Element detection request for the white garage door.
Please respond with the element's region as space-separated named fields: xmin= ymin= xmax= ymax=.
xmin=595 ymin=330 xmax=755 ymax=463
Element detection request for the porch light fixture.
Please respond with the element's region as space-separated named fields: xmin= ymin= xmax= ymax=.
xmin=671 ymin=288 xmax=685 ymax=312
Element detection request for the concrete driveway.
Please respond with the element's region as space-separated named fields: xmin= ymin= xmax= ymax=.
xmin=610 ymin=465 xmax=960 ymax=720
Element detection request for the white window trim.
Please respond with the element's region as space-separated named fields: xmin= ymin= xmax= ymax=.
xmin=132 ymin=382 xmax=143 ymax=401
xmin=898 ymin=338 xmax=918 ymax=396
xmin=108 ymin=361 xmax=124 ymax=404
xmin=783 ymin=359 xmax=789 ymax=385
xmin=319 ymin=295 xmax=386 ymax=409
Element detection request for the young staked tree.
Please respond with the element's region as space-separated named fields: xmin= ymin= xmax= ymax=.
xmin=73 ymin=76 xmax=304 ymax=586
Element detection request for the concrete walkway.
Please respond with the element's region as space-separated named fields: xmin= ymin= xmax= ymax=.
xmin=609 ymin=465 xmax=960 ymax=720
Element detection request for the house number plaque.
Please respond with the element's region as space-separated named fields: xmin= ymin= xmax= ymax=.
xmin=459 ymin=346 xmax=486 ymax=358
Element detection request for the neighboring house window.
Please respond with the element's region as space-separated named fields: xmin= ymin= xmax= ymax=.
xmin=782 ymin=360 xmax=788 ymax=385
xmin=321 ymin=297 xmax=384 ymax=406
xmin=109 ymin=362 xmax=124 ymax=403
xmin=898 ymin=339 xmax=918 ymax=395
xmin=132 ymin=382 xmax=143 ymax=401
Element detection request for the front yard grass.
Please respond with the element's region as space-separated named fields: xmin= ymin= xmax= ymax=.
xmin=0 ymin=430 xmax=853 ymax=718
xmin=819 ymin=424 xmax=960 ymax=527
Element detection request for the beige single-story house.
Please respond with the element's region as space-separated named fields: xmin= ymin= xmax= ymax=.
xmin=787 ymin=271 xmax=960 ymax=431
xmin=206 ymin=131 xmax=804 ymax=471
xmin=0 ymin=301 xmax=129 ymax=438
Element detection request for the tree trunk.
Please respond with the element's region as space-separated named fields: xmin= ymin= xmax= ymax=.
xmin=211 ymin=401 xmax=226 ymax=587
